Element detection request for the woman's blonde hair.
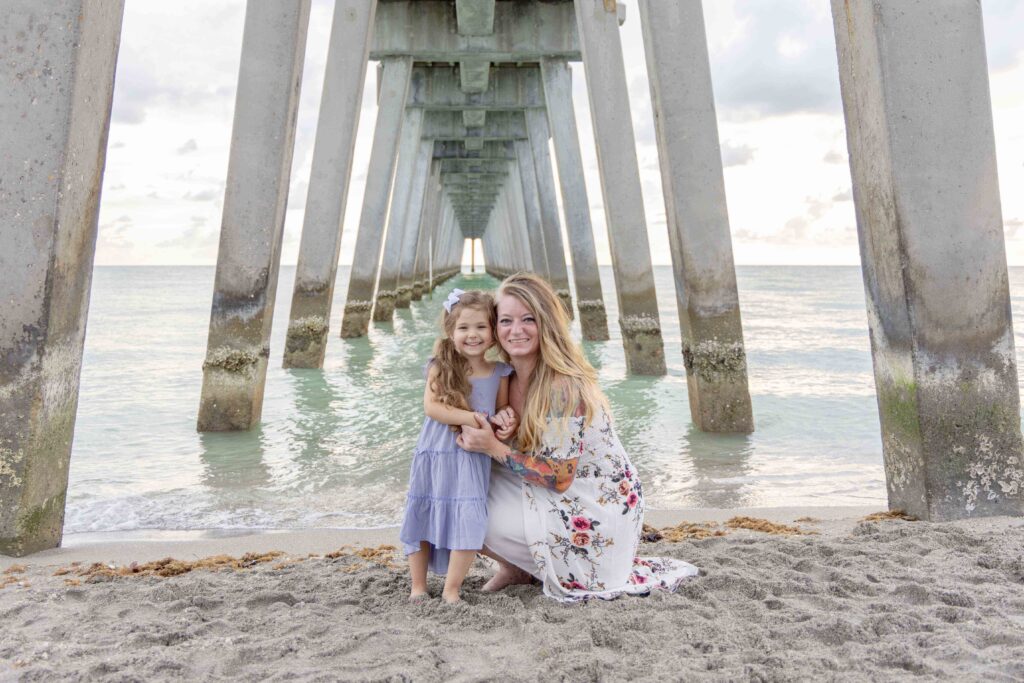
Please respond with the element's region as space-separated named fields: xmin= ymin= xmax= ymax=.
xmin=429 ymin=290 xmax=496 ymax=410
xmin=496 ymin=272 xmax=608 ymax=452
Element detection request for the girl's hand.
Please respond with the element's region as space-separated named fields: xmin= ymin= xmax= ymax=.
xmin=457 ymin=414 xmax=504 ymax=459
xmin=490 ymin=407 xmax=518 ymax=441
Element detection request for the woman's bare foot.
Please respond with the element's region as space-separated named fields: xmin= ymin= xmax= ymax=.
xmin=481 ymin=565 xmax=533 ymax=592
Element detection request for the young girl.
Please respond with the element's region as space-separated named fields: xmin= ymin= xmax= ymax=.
xmin=399 ymin=288 xmax=517 ymax=603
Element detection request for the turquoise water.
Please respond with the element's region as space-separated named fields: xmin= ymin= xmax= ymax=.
xmin=68 ymin=264 xmax=1017 ymax=534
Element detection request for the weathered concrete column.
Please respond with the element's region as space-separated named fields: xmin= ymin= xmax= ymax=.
xmin=575 ymin=0 xmax=665 ymax=374
xmin=198 ymin=1 xmax=311 ymax=432
xmin=411 ymin=161 xmax=442 ymax=299
xmin=433 ymin=200 xmax=454 ymax=287
xmin=283 ymin=0 xmax=376 ymax=368
xmin=396 ymin=141 xmax=433 ymax=307
xmin=638 ymin=0 xmax=753 ymax=432
xmin=374 ymin=107 xmax=423 ymax=322
xmin=481 ymin=231 xmax=496 ymax=277
xmin=427 ymin=197 xmax=450 ymax=290
xmin=0 ymin=0 xmax=124 ymax=556
xmin=340 ymin=56 xmax=412 ymax=338
xmin=525 ymin=107 xmax=573 ymax=317
xmin=540 ymin=58 xmax=608 ymax=341
xmin=512 ymin=144 xmax=550 ymax=277
xmin=503 ymin=181 xmax=532 ymax=273
xmin=511 ymin=181 xmax=533 ymax=273
xmin=832 ymin=0 xmax=1023 ymax=520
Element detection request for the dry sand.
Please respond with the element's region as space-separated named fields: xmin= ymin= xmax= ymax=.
xmin=2 ymin=507 xmax=1023 ymax=681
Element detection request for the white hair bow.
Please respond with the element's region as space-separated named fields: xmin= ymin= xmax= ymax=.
xmin=444 ymin=288 xmax=465 ymax=313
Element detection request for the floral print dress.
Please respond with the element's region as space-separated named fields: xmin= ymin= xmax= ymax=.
xmin=518 ymin=410 xmax=699 ymax=602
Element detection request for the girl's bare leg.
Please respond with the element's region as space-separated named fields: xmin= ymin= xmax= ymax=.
xmin=479 ymin=546 xmax=534 ymax=592
xmin=441 ymin=550 xmax=478 ymax=603
xmin=408 ymin=541 xmax=430 ymax=599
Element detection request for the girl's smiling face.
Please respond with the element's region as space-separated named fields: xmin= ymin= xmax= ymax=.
xmin=452 ymin=306 xmax=493 ymax=359
xmin=496 ymin=295 xmax=539 ymax=359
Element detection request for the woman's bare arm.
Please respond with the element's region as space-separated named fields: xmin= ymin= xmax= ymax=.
xmin=496 ymin=447 xmax=579 ymax=494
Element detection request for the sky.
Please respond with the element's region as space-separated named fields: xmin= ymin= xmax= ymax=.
xmin=95 ymin=0 xmax=1024 ymax=267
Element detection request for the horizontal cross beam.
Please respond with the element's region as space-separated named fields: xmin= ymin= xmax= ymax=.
xmin=371 ymin=1 xmax=580 ymax=62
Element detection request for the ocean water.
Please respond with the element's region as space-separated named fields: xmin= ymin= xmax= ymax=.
xmin=63 ymin=265 xmax=1024 ymax=534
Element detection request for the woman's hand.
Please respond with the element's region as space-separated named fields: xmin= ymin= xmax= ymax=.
xmin=457 ymin=414 xmax=505 ymax=461
xmin=489 ymin=407 xmax=518 ymax=441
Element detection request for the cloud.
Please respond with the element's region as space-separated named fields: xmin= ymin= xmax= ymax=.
xmin=177 ymin=139 xmax=198 ymax=154
xmin=1006 ymin=218 xmax=1024 ymax=239
xmin=97 ymin=215 xmax=134 ymax=250
xmin=734 ymin=194 xmax=853 ymax=246
xmin=983 ymin=0 xmax=1024 ymax=72
xmin=823 ymin=150 xmax=845 ymax=164
xmin=183 ymin=187 xmax=220 ymax=202
xmin=156 ymin=217 xmax=220 ymax=251
xmin=705 ymin=0 xmax=842 ymax=120
xmin=832 ymin=188 xmax=852 ymax=202
xmin=721 ymin=141 xmax=755 ymax=167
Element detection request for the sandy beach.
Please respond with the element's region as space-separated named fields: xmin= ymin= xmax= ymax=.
xmin=2 ymin=506 xmax=1023 ymax=681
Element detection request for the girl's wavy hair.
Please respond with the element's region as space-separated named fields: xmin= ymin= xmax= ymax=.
xmin=496 ymin=272 xmax=608 ymax=452
xmin=430 ymin=290 xmax=497 ymax=410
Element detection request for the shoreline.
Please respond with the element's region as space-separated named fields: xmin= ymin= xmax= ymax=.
xmin=1 ymin=505 xmax=880 ymax=569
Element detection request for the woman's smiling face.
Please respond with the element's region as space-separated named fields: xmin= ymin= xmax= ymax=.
xmin=496 ymin=294 xmax=539 ymax=359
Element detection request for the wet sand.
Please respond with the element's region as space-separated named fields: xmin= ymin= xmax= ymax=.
xmin=2 ymin=507 xmax=1023 ymax=681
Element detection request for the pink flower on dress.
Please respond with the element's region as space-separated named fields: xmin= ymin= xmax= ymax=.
xmin=561 ymin=580 xmax=586 ymax=591
xmin=571 ymin=516 xmax=591 ymax=531
xmin=626 ymin=492 xmax=639 ymax=509
xmin=629 ymin=572 xmax=648 ymax=585
xmin=571 ymin=531 xmax=591 ymax=547
xmin=618 ymin=479 xmax=631 ymax=496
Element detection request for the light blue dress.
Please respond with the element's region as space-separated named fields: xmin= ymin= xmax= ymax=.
xmin=399 ymin=361 xmax=513 ymax=574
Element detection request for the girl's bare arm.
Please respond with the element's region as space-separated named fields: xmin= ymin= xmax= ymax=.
xmin=423 ymin=366 xmax=481 ymax=427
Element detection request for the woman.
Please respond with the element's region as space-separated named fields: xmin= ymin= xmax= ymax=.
xmin=458 ymin=273 xmax=698 ymax=602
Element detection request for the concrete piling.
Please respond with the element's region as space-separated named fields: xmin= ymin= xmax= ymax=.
xmin=284 ymin=0 xmax=376 ymax=369
xmin=0 ymin=0 xmax=125 ymax=556
xmin=198 ymin=1 xmax=311 ymax=432
xmin=396 ymin=141 xmax=434 ymax=308
xmin=512 ymin=142 xmax=550 ymax=278
xmin=373 ymin=108 xmax=424 ymax=322
xmin=540 ymin=58 xmax=609 ymax=341
xmin=831 ymin=0 xmax=1023 ymax=520
xmin=574 ymin=0 xmax=666 ymax=374
xmin=13 ymin=0 xmax=1020 ymax=554
xmin=340 ymin=57 xmax=413 ymax=338
xmin=525 ymin=107 xmax=574 ymax=318
xmin=638 ymin=0 xmax=753 ymax=432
